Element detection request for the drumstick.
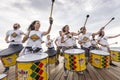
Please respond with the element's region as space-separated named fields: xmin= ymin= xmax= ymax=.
xmin=83 ymin=14 xmax=90 ymax=27
xmin=50 ymin=0 xmax=55 ymax=17
xmin=103 ymin=17 xmax=115 ymax=28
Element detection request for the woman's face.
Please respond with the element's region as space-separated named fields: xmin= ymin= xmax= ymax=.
xmin=65 ymin=26 xmax=69 ymax=32
xmin=34 ymin=21 xmax=40 ymax=30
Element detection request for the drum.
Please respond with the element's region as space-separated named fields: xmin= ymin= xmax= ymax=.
xmin=110 ymin=48 xmax=120 ymax=62
xmin=0 ymin=74 xmax=7 ymax=80
xmin=17 ymin=53 xmax=48 ymax=80
xmin=64 ymin=49 xmax=86 ymax=71
xmin=0 ymin=46 xmax=23 ymax=67
xmin=90 ymin=50 xmax=110 ymax=68
xmin=45 ymin=49 xmax=57 ymax=64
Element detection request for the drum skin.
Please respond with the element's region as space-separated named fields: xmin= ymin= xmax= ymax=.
xmin=64 ymin=49 xmax=86 ymax=71
xmin=1 ymin=53 xmax=18 ymax=67
xmin=17 ymin=54 xmax=48 ymax=80
xmin=90 ymin=50 xmax=110 ymax=68
xmin=0 ymin=74 xmax=7 ymax=80
xmin=110 ymin=49 xmax=120 ymax=62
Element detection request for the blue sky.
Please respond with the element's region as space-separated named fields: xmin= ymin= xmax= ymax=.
xmin=0 ymin=0 xmax=120 ymax=49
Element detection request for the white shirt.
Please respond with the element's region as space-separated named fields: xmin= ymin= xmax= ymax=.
xmin=26 ymin=30 xmax=43 ymax=48
xmin=72 ymin=37 xmax=77 ymax=46
xmin=63 ymin=34 xmax=73 ymax=47
xmin=97 ymin=36 xmax=109 ymax=52
xmin=6 ymin=30 xmax=23 ymax=44
xmin=78 ymin=32 xmax=92 ymax=48
xmin=46 ymin=39 xmax=54 ymax=48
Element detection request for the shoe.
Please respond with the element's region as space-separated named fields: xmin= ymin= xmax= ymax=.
xmin=110 ymin=63 xmax=117 ymax=67
xmin=3 ymin=67 xmax=9 ymax=73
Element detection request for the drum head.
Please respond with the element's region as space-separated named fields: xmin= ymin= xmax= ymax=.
xmin=110 ymin=48 xmax=120 ymax=52
xmin=17 ymin=53 xmax=48 ymax=62
xmin=90 ymin=50 xmax=109 ymax=55
xmin=0 ymin=74 xmax=7 ymax=79
xmin=64 ymin=49 xmax=85 ymax=54
xmin=45 ymin=49 xmax=57 ymax=57
xmin=0 ymin=46 xmax=23 ymax=57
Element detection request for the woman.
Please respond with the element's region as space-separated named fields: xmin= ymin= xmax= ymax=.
xmin=22 ymin=17 xmax=53 ymax=54
xmin=61 ymin=25 xmax=80 ymax=51
xmin=61 ymin=25 xmax=80 ymax=77
xmin=78 ymin=26 xmax=102 ymax=63
xmin=97 ymin=30 xmax=120 ymax=66
xmin=4 ymin=23 xmax=25 ymax=73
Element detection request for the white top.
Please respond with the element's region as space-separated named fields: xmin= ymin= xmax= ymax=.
xmin=65 ymin=49 xmax=85 ymax=54
xmin=0 ymin=74 xmax=7 ymax=79
xmin=110 ymin=48 xmax=120 ymax=52
xmin=90 ymin=50 xmax=109 ymax=55
xmin=78 ymin=32 xmax=92 ymax=48
xmin=72 ymin=37 xmax=77 ymax=46
xmin=97 ymin=36 xmax=109 ymax=52
xmin=46 ymin=39 xmax=54 ymax=48
xmin=17 ymin=53 xmax=48 ymax=62
xmin=6 ymin=30 xmax=23 ymax=44
xmin=63 ymin=34 xmax=73 ymax=47
xmin=26 ymin=30 xmax=43 ymax=48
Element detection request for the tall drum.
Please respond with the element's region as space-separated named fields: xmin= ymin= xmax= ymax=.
xmin=0 ymin=74 xmax=7 ymax=80
xmin=110 ymin=48 xmax=120 ymax=62
xmin=64 ymin=49 xmax=86 ymax=71
xmin=0 ymin=46 xmax=23 ymax=67
xmin=45 ymin=49 xmax=57 ymax=64
xmin=17 ymin=53 xmax=48 ymax=80
xmin=90 ymin=50 xmax=110 ymax=68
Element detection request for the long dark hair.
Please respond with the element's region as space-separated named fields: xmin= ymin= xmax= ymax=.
xmin=27 ymin=20 xmax=39 ymax=31
xmin=62 ymin=25 xmax=70 ymax=34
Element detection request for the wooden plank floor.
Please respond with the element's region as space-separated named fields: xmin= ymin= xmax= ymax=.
xmin=0 ymin=57 xmax=120 ymax=80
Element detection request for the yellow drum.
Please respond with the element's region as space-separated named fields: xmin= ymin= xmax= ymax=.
xmin=90 ymin=50 xmax=110 ymax=68
xmin=0 ymin=46 xmax=23 ymax=67
xmin=1 ymin=53 xmax=18 ymax=67
xmin=110 ymin=48 xmax=120 ymax=62
xmin=0 ymin=74 xmax=7 ymax=80
xmin=64 ymin=49 xmax=86 ymax=71
xmin=17 ymin=53 xmax=48 ymax=80
xmin=45 ymin=49 xmax=57 ymax=64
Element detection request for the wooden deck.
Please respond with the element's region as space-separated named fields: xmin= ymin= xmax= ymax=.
xmin=0 ymin=57 xmax=120 ymax=80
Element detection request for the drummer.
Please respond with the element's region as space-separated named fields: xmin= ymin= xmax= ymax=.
xmin=61 ymin=25 xmax=80 ymax=77
xmin=46 ymin=35 xmax=54 ymax=50
xmin=4 ymin=23 xmax=25 ymax=73
xmin=97 ymin=29 xmax=120 ymax=66
xmin=61 ymin=25 xmax=80 ymax=52
xmin=22 ymin=17 xmax=53 ymax=54
xmin=78 ymin=26 xmax=101 ymax=64
xmin=55 ymin=31 xmax=63 ymax=64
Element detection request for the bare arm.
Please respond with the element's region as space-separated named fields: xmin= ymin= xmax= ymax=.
xmin=71 ymin=30 xmax=81 ymax=36
xmin=42 ymin=17 xmax=53 ymax=36
xmin=5 ymin=35 xmax=9 ymax=43
xmin=55 ymin=38 xmax=58 ymax=47
xmin=108 ymin=34 xmax=120 ymax=39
